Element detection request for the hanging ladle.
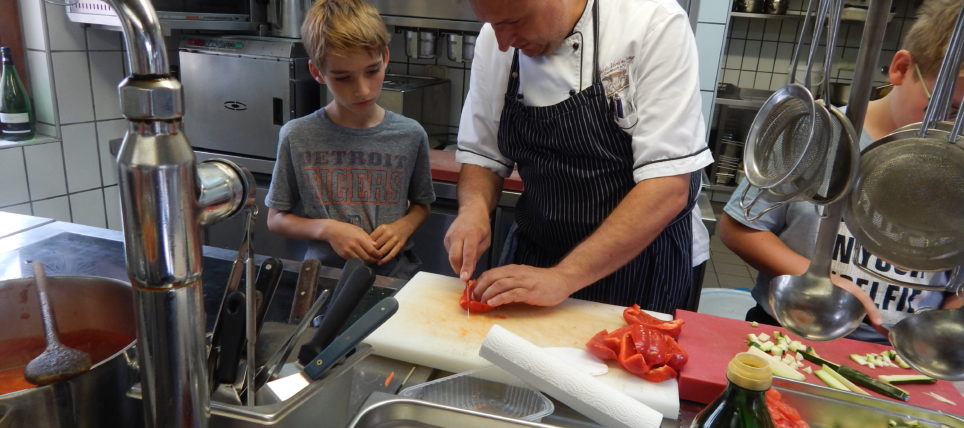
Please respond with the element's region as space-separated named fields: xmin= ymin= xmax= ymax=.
xmin=767 ymin=0 xmax=866 ymax=342
xmin=888 ymin=306 xmax=964 ymax=381
xmin=23 ymin=262 xmax=93 ymax=385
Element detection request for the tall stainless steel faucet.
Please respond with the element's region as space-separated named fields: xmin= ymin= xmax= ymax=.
xmin=104 ymin=0 xmax=254 ymax=426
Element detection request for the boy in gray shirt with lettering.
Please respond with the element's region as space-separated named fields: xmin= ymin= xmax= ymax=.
xmin=266 ymin=0 xmax=435 ymax=278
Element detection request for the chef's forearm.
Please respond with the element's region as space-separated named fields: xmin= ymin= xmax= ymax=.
xmin=554 ymin=173 xmax=690 ymax=288
xmin=456 ymin=163 xmax=504 ymax=218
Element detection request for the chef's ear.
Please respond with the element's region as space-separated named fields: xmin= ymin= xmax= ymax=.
xmin=308 ymin=60 xmax=326 ymax=85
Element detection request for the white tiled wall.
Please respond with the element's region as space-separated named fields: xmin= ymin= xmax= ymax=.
xmin=1 ymin=0 xmax=127 ymax=230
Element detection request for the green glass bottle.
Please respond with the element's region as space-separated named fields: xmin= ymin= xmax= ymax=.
xmin=691 ymin=352 xmax=776 ymax=428
xmin=0 ymin=46 xmax=36 ymax=141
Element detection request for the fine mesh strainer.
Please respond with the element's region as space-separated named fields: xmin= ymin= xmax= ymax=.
xmin=742 ymin=0 xmax=839 ymax=218
xmin=743 ymin=0 xmax=831 ymax=191
xmin=845 ymin=0 xmax=964 ymax=283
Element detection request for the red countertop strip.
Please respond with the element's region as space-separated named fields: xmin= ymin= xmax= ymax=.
xmin=429 ymin=149 xmax=524 ymax=192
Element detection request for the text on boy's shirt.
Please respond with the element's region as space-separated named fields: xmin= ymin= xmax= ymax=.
xmin=300 ymin=149 xmax=407 ymax=205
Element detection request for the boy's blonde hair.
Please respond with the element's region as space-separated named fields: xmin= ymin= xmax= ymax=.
xmin=301 ymin=0 xmax=390 ymax=67
xmin=903 ymin=0 xmax=964 ymax=77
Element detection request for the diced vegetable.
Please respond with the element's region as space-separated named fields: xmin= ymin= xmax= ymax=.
xmin=894 ymin=354 xmax=911 ymax=369
xmin=758 ymin=333 xmax=770 ymax=342
xmin=746 ymin=345 xmax=806 ymax=381
xmin=878 ymin=374 xmax=937 ymax=384
xmin=850 ymin=354 xmax=869 ymax=366
xmin=822 ymin=365 xmax=870 ymax=395
xmin=750 ymin=321 xmax=760 ymax=327
xmin=814 ymin=368 xmax=848 ymax=391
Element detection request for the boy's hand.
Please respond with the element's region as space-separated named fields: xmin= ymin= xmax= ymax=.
xmin=370 ymin=222 xmax=412 ymax=265
xmin=831 ymin=274 xmax=886 ymax=334
xmin=325 ymin=222 xmax=380 ymax=264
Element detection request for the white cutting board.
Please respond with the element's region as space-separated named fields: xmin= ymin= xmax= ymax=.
xmin=364 ymin=271 xmax=680 ymax=418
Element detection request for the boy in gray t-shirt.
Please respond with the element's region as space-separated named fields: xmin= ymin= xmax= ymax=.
xmin=265 ymin=0 xmax=435 ymax=278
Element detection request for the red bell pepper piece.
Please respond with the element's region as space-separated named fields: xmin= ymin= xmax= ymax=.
xmin=623 ymin=304 xmax=685 ymax=338
xmin=586 ymin=330 xmax=617 ymax=361
xmin=458 ymin=280 xmax=495 ymax=313
xmin=640 ymin=365 xmax=678 ymax=383
xmin=616 ymin=330 xmax=650 ymax=377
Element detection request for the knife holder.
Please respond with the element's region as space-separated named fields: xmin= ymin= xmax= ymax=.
xmin=128 ymin=344 xmax=373 ymax=428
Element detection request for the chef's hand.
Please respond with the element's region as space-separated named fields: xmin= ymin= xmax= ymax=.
xmin=370 ymin=222 xmax=411 ymax=266
xmin=444 ymin=210 xmax=491 ymax=282
xmin=325 ymin=221 xmax=380 ymax=264
xmin=831 ymin=274 xmax=887 ymax=335
xmin=472 ymin=264 xmax=581 ymax=307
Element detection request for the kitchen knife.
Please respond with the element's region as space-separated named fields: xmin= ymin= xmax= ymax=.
xmin=214 ymin=290 xmax=247 ymax=384
xmin=253 ymin=257 xmax=283 ymax=334
xmin=264 ymin=297 xmax=399 ymax=401
xmin=248 ymin=288 xmax=331 ymax=395
xmin=297 ymin=263 xmax=374 ymax=365
xmin=308 ymin=258 xmax=364 ymax=327
xmin=288 ymin=259 xmax=320 ymax=324
xmin=303 ymin=296 xmax=399 ymax=379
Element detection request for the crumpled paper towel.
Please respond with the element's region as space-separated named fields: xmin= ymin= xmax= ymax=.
xmin=479 ymin=325 xmax=663 ymax=428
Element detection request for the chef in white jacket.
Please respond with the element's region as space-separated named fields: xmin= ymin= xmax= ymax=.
xmin=444 ymin=0 xmax=714 ymax=313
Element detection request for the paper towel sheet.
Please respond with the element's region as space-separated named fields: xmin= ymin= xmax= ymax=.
xmin=480 ymin=325 xmax=663 ymax=428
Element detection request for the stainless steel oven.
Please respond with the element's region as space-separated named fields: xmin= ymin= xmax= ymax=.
xmin=179 ymin=35 xmax=321 ymax=175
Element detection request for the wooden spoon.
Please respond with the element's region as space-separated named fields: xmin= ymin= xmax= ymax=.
xmin=23 ymin=262 xmax=92 ymax=385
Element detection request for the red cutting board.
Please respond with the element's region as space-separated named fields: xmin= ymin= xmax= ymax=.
xmin=674 ymin=310 xmax=964 ymax=415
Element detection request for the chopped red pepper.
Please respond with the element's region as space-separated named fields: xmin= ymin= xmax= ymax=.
xmin=766 ymin=389 xmax=809 ymax=428
xmin=623 ymin=304 xmax=685 ymax=339
xmin=585 ymin=306 xmax=688 ymax=383
xmin=458 ymin=280 xmax=495 ymax=313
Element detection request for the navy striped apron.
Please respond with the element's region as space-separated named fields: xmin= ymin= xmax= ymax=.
xmin=496 ymin=0 xmax=699 ymax=313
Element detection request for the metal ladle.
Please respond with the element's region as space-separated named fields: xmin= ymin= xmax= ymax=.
xmin=889 ymin=307 xmax=964 ymax=381
xmin=767 ymin=0 xmax=867 ymax=341
xmin=23 ymin=262 xmax=93 ymax=385
xmin=768 ymin=203 xmax=866 ymax=341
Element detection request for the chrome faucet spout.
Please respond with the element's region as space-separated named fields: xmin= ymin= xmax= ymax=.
xmin=105 ymin=1 xmax=255 ymax=427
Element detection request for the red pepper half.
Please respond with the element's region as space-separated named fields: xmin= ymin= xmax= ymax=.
xmin=458 ymin=280 xmax=495 ymax=313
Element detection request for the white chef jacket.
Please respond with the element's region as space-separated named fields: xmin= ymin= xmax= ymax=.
xmin=456 ymin=0 xmax=713 ymax=265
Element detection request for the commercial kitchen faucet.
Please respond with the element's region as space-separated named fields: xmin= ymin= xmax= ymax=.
xmin=104 ymin=0 xmax=255 ymax=426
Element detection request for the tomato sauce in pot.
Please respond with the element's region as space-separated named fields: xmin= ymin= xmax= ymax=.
xmin=0 ymin=329 xmax=133 ymax=395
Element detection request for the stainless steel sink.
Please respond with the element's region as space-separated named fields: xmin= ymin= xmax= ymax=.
xmin=348 ymin=396 xmax=558 ymax=428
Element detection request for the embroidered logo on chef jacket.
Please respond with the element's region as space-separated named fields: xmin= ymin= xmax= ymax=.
xmin=601 ymin=56 xmax=637 ymax=129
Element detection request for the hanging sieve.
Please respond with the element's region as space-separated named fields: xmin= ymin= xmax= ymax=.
xmin=844 ymin=2 xmax=964 ymax=283
xmin=742 ymin=0 xmax=832 ymax=195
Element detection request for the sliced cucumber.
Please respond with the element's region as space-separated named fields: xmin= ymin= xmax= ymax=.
xmin=823 ymin=365 xmax=870 ymax=395
xmin=878 ymin=374 xmax=937 ymax=384
xmin=800 ymin=351 xmax=910 ymax=401
xmin=815 ymin=368 xmax=848 ymax=391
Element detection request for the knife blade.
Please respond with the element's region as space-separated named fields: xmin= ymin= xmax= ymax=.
xmin=297 ymin=262 xmax=374 ymax=365
xmin=253 ymin=257 xmax=284 ymax=334
xmin=288 ymin=259 xmax=320 ymax=324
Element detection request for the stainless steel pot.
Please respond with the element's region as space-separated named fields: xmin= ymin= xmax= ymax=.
xmin=0 ymin=276 xmax=138 ymax=428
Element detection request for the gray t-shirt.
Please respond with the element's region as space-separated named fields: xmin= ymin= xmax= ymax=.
xmin=266 ymin=108 xmax=436 ymax=275
xmin=723 ymin=124 xmax=948 ymax=344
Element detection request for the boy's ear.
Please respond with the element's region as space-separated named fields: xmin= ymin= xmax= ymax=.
xmin=382 ymin=46 xmax=390 ymax=66
xmin=889 ymin=50 xmax=914 ymax=86
xmin=308 ymin=60 xmax=325 ymax=84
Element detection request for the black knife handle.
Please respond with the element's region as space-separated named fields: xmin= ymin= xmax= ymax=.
xmin=297 ymin=263 xmax=374 ymax=365
xmin=214 ymin=290 xmax=247 ymax=384
xmin=254 ymin=257 xmax=284 ymax=334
